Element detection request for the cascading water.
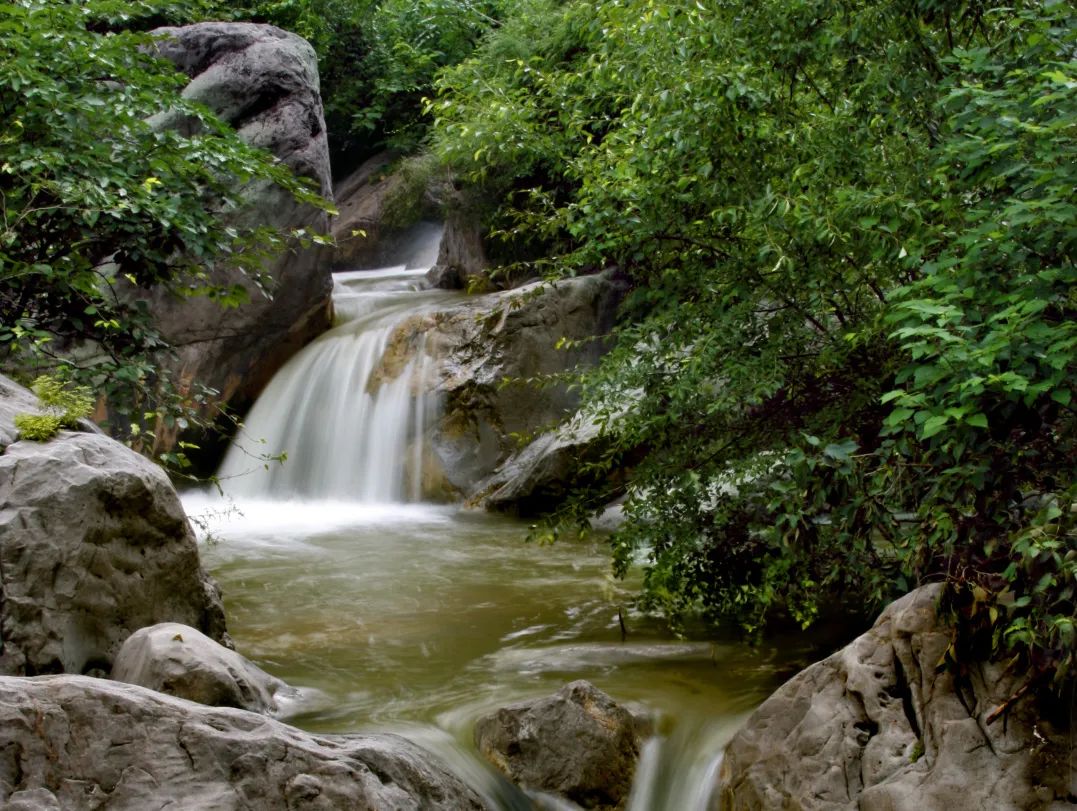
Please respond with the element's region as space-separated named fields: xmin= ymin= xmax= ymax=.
xmin=188 ymin=227 xmax=825 ymax=810
xmin=216 ymin=265 xmax=445 ymax=502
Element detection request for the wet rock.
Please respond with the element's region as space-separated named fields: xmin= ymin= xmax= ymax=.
xmin=717 ymin=584 xmax=1077 ymax=811
xmin=421 ymin=272 xmax=625 ymax=499
xmin=426 ymin=210 xmax=494 ymax=291
xmin=0 ymin=674 xmax=485 ymax=810
xmin=146 ymin=23 xmax=334 ymax=442
xmin=0 ymin=377 xmax=227 ymax=677
xmin=112 ymin=623 xmax=296 ymax=715
xmin=475 ymin=680 xmax=648 ymax=810
xmin=472 ymin=413 xmax=609 ymax=517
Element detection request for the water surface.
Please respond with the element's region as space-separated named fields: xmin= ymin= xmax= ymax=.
xmin=185 ymin=495 xmax=822 ymax=809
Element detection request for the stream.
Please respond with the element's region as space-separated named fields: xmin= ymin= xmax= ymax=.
xmin=182 ymin=244 xmax=827 ymax=809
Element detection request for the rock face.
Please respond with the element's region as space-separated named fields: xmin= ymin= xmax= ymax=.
xmin=426 ymin=210 xmax=492 ymax=291
xmin=415 ymin=273 xmax=625 ymax=500
xmin=0 ymin=675 xmax=485 ymax=810
xmin=0 ymin=376 xmax=227 ymax=677
xmin=112 ymin=623 xmax=294 ymax=715
xmin=147 ymin=23 xmax=334 ymax=436
xmin=717 ymin=585 xmax=1077 ymax=811
xmin=475 ymin=680 xmax=648 ymax=810
xmin=473 ymin=412 xmax=608 ymax=516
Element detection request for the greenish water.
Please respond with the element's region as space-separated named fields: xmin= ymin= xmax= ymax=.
xmin=184 ymin=495 xmax=821 ymax=809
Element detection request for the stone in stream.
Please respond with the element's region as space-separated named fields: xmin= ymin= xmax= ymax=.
xmin=416 ymin=272 xmax=627 ymax=502
xmin=0 ymin=674 xmax=486 ymax=810
xmin=0 ymin=375 xmax=228 ymax=677
xmin=111 ymin=622 xmax=300 ymax=716
xmin=716 ymin=584 xmax=1077 ymax=811
xmin=475 ymin=680 xmax=650 ymax=810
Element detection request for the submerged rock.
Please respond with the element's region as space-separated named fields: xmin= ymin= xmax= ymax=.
xmin=0 ymin=376 xmax=227 ymax=677
xmin=146 ymin=23 xmax=334 ymax=443
xmin=717 ymin=585 xmax=1077 ymax=810
xmin=0 ymin=674 xmax=485 ymax=810
xmin=112 ymin=623 xmax=297 ymax=716
xmin=475 ymin=680 xmax=649 ymax=810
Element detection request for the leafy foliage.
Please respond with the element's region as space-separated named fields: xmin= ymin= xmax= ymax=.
xmin=232 ymin=0 xmax=506 ymax=160
xmin=427 ymin=0 xmax=1076 ymax=684
xmin=13 ymin=374 xmax=94 ymax=441
xmin=0 ymin=0 xmax=327 ymax=454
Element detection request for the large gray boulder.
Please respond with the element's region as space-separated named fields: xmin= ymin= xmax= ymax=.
xmin=147 ymin=23 xmax=334 ymax=440
xmin=416 ymin=273 xmax=625 ymax=500
xmin=717 ymin=585 xmax=1077 ymax=811
xmin=0 ymin=674 xmax=485 ymax=810
xmin=0 ymin=376 xmax=227 ymax=676
xmin=112 ymin=623 xmax=296 ymax=716
xmin=474 ymin=680 xmax=648 ymax=810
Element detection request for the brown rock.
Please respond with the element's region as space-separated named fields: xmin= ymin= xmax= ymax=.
xmin=475 ymin=680 xmax=649 ymax=810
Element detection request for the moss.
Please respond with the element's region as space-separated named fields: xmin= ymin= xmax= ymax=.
xmin=13 ymin=375 xmax=93 ymax=442
xmin=909 ymin=740 xmax=925 ymax=763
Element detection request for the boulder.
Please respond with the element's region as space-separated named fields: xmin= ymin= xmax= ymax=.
xmin=717 ymin=585 xmax=1077 ymax=811
xmin=146 ymin=23 xmax=334 ymax=443
xmin=417 ymin=272 xmax=625 ymax=499
xmin=471 ymin=413 xmax=608 ymax=517
xmin=0 ymin=376 xmax=227 ymax=677
xmin=426 ymin=209 xmax=493 ymax=291
xmin=112 ymin=623 xmax=297 ymax=716
xmin=0 ymin=674 xmax=485 ymax=810
xmin=474 ymin=680 xmax=648 ymax=810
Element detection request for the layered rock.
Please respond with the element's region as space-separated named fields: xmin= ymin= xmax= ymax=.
xmin=717 ymin=585 xmax=1077 ymax=810
xmin=0 ymin=375 xmax=227 ymax=676
xmin=147 ymin=23 xmax=334 ymax=438
xmin=410 ymin=272 xmax=625 ymax=500
xmin=0 ymin=675 xmax=485 ymax=810
xmin=475 ymin=680 xmax=648 ymax=810
xmin=112 ymin=622 xmax=297 ymax=716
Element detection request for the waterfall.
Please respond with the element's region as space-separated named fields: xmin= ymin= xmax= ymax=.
xmin=216 ymin=262 xmax=445 ymax=503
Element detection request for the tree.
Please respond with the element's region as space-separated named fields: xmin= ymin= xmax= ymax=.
xmin=0 ymin=0 xmax=326 ymax=443
xmin=426 ymin=0 xmax=1076 ymax=684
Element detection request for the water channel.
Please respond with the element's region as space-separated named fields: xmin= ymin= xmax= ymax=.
xmin=183 ymin=245 xmax=830 ymax=809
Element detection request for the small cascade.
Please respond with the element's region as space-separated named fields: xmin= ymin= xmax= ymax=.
xmin=216 ymin=261 xmax=448 ymax=503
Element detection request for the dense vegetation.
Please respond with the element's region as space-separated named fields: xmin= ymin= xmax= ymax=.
xmin=2 ymin=0 xmax=1072 ymax=694
xmin=229 ymin=0 xmax=508 ymax=163
xmin=423 ymin=0 xmax=1076 ymax=687
xmin=0 ymin=0 xmax=326 ymax=443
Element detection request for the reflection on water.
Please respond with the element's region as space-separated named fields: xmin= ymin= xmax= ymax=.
xmin=184 ymin=494 xmax=818 ymax=810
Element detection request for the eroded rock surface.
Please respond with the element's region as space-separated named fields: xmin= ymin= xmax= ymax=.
xmin=409 ymin=273 xmax=625 ymax=500
xmin=112 ymin=623 xmax=296 ymax=715
xmin=147 ymin=23 xmax=334 ymax=435
xmin=0 ymin=675 xmax=485 ymax=810
xmin=0 ymin=377 xmax=227 ymax=677
xmin=475 ymin=680 xmax=648 ymax=810
xmin=717 ymin=585 xmax=1077 ymax=811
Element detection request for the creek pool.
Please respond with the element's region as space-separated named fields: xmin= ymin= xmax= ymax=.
xmin=183 ymin=494 xmax=826 ymax=809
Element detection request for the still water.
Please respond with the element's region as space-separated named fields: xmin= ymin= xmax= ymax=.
xmin=183 ymin=496 xmax=825 ymax=809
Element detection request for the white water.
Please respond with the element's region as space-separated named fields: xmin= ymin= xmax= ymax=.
xmin=216 ymin=264 xmax=449 ymax=502
xmin=200 ymin=234 xmax=819 ymax=809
